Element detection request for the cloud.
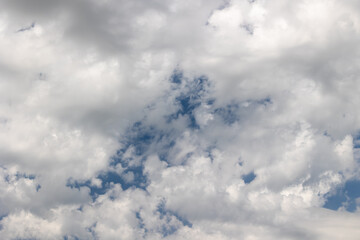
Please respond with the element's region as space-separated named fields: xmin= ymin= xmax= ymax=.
xmin=1 ymin=0 xmax=360 ymax=239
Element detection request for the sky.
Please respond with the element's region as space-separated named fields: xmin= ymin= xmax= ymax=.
xmin=1 ymin=0 xmax=360 ymax=239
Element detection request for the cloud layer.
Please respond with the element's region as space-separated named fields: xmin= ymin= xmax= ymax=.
xmin=1 ymin=0 xmax=360 ymax=239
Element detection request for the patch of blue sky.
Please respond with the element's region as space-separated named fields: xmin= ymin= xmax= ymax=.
xmin=323 ymin=179 xmax=360 ymax=212
xmin=66 ymin=166 xmax=148 ymax=200
xmin=156 ymin=199 xmax=192 ymax=236
xmin=214 ymin=103 xmax=240 ymax=125
xmin=255 ymin=97 xmax=272 ymax=105
xmin=242 ymin=171 xmax=256 ymax=184
xmin=14 ymin=239 xmax=37 ymax=240
xmin=116 ymin=121 xmax=157 ymax=160
xmin=353 ymin=132 xmax=360 ymax=150
xmin=101 ymin=166 xmax=147 ymax=190
xmin=216 ymin=1 xmax=231 ymax=11
xmin=66 ymin=119 xmax=180 ymax=199
xmin=66 ymin=179 xmax=101 ymax=199
xmin=354 ymin=141 xmax=360 ymax=149
xmin=14 ymin=172 xmax=36 ymax=180
xmin=206 ymin=98 xmax=216 ymax=106
xmin=170 ymin=68 xmax=183 ymax=85
xmin=17 ymin=22 xmax=35 ymax=32
xmin=113 ymin=122 xmax=178 ymax=166
xmin=0 ymin=214 xmax=7 ymax=231
xmin=213 ymin=97 xmax=272 ymax=125
xmin=135 ymin=211 xmax=149 ymax=239
xmin=352 ymin=132 xmax=360 ymax=164
xmin=167 ymin=75 xmax=210 ymax=129
xmin=205 ymin=145 xmax=217 ymax=163
xmin=170 ymin=95 xmax=201 ymax=129
xmin=157 ymin=138 xmax=176 ymax=163
xmin=65 ymin=70 xmax=268 ymax=200
xmin=63 ymin=235 xmax=80 ymax=240
xmin=85 ymin=222 xmax=98 ymax=239
xmin=4 ymin=171 xmax=36 ymax=184
xmin=241 ymin=97 xmax=272 ymax=109
xmin=14 ymin=238 xmax=38 ymax=240
xmin=322 ymin=133 xmax=360 ymax=212
xmin=136 ymin=211 xmax=147 ymax=231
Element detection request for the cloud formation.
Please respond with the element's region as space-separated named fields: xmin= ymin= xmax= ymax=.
xmin=1 ymin=0 xmax=360 ymax=239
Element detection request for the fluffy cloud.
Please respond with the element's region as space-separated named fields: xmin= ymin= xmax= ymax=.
xmin=1 ymin=0 xmax=360 ymax=239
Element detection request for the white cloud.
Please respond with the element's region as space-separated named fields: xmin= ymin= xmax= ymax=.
xmin=1 ymin=0 xmax=360 ymax=239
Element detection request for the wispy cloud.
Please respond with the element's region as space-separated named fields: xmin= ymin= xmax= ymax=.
xmin=16 ymin=22 xmax=35 ymax=32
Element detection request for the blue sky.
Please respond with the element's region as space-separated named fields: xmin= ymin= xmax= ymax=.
xmin=1 ymin=0 xmax=360 ymax=239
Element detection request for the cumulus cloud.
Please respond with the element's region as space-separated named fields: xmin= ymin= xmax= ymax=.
xmin=1 ymin=0 xmax=360 ymax=239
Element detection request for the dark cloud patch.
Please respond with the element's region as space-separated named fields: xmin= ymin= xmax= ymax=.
xmin=241 ymin=23 xmax=254 ymax=35
xmin=16 ymin=22 xmax=35 ymax=32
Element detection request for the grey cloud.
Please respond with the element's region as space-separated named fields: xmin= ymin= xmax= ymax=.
xmin=1 ymin=0 xmax=360 ymax=239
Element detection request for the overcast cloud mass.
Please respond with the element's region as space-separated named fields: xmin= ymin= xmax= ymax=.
xmin=1 ymin=0 xmax=360 ymax=239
